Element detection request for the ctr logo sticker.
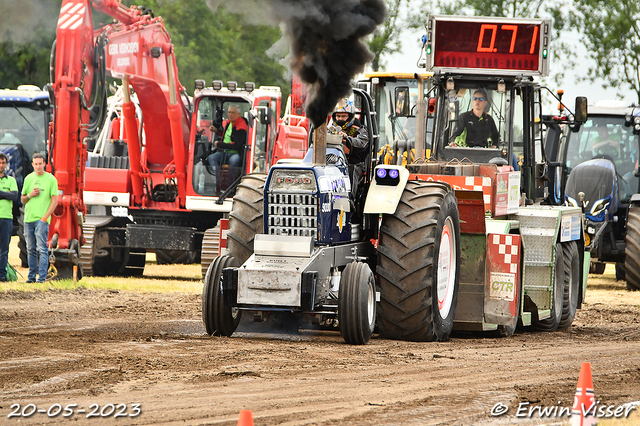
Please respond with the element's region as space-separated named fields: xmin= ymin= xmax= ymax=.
xmin=489 ymin=272 xmax=516 ymax=301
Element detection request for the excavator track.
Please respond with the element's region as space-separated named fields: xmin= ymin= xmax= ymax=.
xmin=79 ymin=216 xmax=114 ymax=278
xmin=200 ymin=225 xmax=220 ymax=279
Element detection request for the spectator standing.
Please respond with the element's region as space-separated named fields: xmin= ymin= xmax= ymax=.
xmin=20 ymin=153 xmax=58 ymax=283
xmin=0 ymin=153 xmax=18 ymax=281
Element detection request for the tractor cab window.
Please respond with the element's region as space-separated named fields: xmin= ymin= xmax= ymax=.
xmin=441 ymin=86 xmax=509 ymax=164
xmin=565 ymin=115 xmax=638 ymax=201
xmin=566 ymin=118 xmax=631 ymax=170
xmin=192 ymin=97 xmax=251 ymax=196
xmin=0 ymin=105 xmax=47 ymax=159
xmin=371 ymin=79 xmax=428 ymax=159
xmin=252 ymin=99 xmax=276 ymax=174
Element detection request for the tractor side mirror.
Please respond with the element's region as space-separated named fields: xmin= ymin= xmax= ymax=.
xmin=428 ymin=97 xmax=436 ymax=116
xmin=354 ymin=84 xmax=369 ymax=110
xmin=395 ymin=87 xmax=410 ymax=117
xmin=574 ymin=97 xmax=588 ymax=124
xmin=259 ymin=107 xmax=272 ymax=125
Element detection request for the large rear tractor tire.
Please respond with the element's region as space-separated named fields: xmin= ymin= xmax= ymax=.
xmin=376 ymin=181 xmax=460 ymax=342
xmin=202 ymin=255 xmax=241 ymax=336
xmin=624 ymin=206 xmax=640 ymax=291
xmin=534 ymin=243 xmax=564 ymax=331
xmin=558 ymin=241 xmax=580 ymax=329
xmin=227 ymin=173 xmax=266 ymax=264
xmin=338 ymin=262 xmax=376 ymax=345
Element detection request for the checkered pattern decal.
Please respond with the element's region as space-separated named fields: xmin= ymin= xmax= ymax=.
xmin=219 ymin=218 xmax=229 ymax=250
xmin=489 ymin=234 xmax=520 ymax=274
xmin=465 ymin=176 xmax=493 ymax=204
xmin=426 ymin=175 xmax=493 ymax=211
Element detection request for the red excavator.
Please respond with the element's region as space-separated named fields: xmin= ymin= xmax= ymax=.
xmin=48 ymin=0 xmax=308 ymax=279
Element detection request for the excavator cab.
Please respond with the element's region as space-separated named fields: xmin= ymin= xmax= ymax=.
xmin=193 ymin=97 xmax=251 ymax=196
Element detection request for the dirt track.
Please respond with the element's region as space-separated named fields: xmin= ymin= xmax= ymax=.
xmin=1 ymin=270 xmax=639 ymax=425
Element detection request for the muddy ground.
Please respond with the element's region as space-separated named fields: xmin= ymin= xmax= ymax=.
xmin=1 ymin=268 xmax=639 ymax=425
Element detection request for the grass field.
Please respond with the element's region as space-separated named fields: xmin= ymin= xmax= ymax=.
xmin=1 ymin=236 xmax=203 ymax=293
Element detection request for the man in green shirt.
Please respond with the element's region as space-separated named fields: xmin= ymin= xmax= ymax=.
xmin=0 ymin=153 xmax=18 ymax=281
xmin=20 ymin=153 xmax=58 ymax=283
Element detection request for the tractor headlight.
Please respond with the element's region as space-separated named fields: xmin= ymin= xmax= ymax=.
xmin=565 ymin=196 xmax=578 ymax=208
xmin=589 ymin=197 xmax=610 ymax=218
xmin=375 ymin=166 xmax=400 ymax=186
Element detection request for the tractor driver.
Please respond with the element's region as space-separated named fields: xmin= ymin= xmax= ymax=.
xmin=449 ymin=88 xmax=500 ymax=148
xmin=330 ymin=98 xmax=369 ymax=198
xmin=208 ymin=104 xmax=247 ymax=188
xmin=592 ymin=123 xmax=620 ymax=161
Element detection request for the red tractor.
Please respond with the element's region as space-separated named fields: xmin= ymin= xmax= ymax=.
xmin=49 ymin=0 xmax=308 ymax=279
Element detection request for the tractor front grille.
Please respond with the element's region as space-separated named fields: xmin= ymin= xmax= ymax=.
xmin=267 ymin=193 xmax=318 ymax=238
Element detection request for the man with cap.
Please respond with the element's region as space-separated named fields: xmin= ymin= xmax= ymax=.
xmin=449 ymin=88 xmax=500 ymax=148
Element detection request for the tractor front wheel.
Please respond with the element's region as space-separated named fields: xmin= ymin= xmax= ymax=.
xmin=202 ymin=255 xmax=241 ymax=336
xmin=559 ymin=241 xmax=580 ymax=329
xmin=624 ymin=206 xmax=640 ymax=291
xmin=338 ymin=262 xmax=376 ymax=345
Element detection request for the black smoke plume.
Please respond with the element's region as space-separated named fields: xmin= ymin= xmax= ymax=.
xmin=266 ymin=0 xmax=387 ymax=127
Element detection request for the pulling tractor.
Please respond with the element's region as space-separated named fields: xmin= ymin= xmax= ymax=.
xmin=560 ymin=102 xmax=640 ymax=289
xmin=202 ymin=15 xmax=590 ymax=344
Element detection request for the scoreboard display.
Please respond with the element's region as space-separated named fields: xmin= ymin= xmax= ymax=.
xmin=424 ymin=15 xmax=551 ymax=76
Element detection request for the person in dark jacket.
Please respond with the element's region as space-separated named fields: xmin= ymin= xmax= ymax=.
xmin=329 ymin=97 xmax=369 ymax=201
xmin=449 ymin=88 xmax=500 ymax=147
xmin=0 ymin=153 xmax=18 ymax=281
xmin=208 ymin=104 xmax=247 ymax=189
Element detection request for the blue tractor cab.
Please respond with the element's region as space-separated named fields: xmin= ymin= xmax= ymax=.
xmin=0 ymin=85 xmax=52 ymax=265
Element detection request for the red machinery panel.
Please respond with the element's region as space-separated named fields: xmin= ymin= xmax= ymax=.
xmin=85 ymin=168 xmax=131 ymax=193
xmin=485 ymin=233 xmax=521 ymax=326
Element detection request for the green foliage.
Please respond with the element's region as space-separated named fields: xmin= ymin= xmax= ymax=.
xmin=144 ymin=0 xmax=288 ymax=94
xmin=0 ymin=33 xmax=53 ymax=89
xmin=0 ymin=0 xmax=288 ymax=96
xmin=570 ymin=0 xmax=640 ymax=103
xmin=368 ymin=0 xmax=399 ymax=71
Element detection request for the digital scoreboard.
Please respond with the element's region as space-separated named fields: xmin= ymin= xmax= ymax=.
xmin=424 ymin=15 xmax=551 ymax=76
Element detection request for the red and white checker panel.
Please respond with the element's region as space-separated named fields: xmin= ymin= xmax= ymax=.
xmin=486 ymin=234 xmax=522 ymax=296
xmin=429 ymin=175 xmax=493 ymax=212
xmin=218 ymin=218 xmax=229 ymax=256
xmin=485 ymin=233 xmax=522 ymax=323
xmin=492 ymin=234 xmax=520 ymax=274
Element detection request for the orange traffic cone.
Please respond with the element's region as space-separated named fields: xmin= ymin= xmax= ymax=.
xmin=570 ymin=362 xmax=597 ymax=426
xmin=237 ymin=409 xmax=254 ymax=426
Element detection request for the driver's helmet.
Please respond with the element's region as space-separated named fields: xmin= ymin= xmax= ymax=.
xmin=331 ymin=98 xmax=356 ymax=129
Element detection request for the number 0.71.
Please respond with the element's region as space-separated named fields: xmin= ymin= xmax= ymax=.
xmin=476 ymin=24 xmax=539 ymax=54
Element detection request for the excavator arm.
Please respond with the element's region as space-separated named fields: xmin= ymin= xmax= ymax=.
xmin=50 ymin=0 xmax=189 ymax=278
